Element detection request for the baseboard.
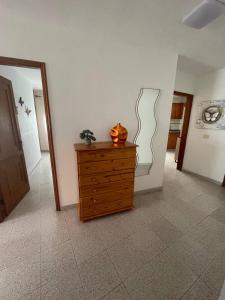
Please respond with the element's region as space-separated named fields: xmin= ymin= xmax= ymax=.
xmin=182 ymin=169 xmax=222 ymax=186
xmin=61 ymin=203 xmax=78 ymax=210
xmin=134 ymin=186 xmax=163 ymax=196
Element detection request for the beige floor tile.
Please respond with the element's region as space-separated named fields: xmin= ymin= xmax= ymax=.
xmin=71 ymin=229 xmax=106 ymax=264
xmin=157 ymin=201 xmax=196 ymax=233
xmin=124 ymin=258 xmax=158 ymax=294
xmin=187 ymin=217 xmax=225 ymax=251
xmin=41 ymin=241 xmax=83 ymax=299
xmin=118 ymin=208 xmax=149 ymax=235
xmin=41 ymin=214 xmax=70 ymax=248
xmin=210 ymin=206 xmax=225 ymax=225
xmin=0 ymin=220 xmax=15 ymax=247
xmin=165 ymin=194 xmax=207 ymax=223
xmin=181 ymin=279 xmax=217 ymax=300
xmin=103 ymin=284 xmax=130 ymax=300
xmin=108 ymin=236 xmax=146 ymax=280
xmin=0 ymin=261 xmax=41 ymax=294
xmin=129 ymin=225 xmax=167 ymax=260
xmin=201 ymin=251 xmax=225 ymax=295
xmin=79 ymin=250 xmax=121 ymax=299
xmin=41 ymin=241 xmax=79 ymax=285
xmin=144 ymin=253 xmax=197 ymax=299
xmin=0 ymin=232 xmax=41 ymax=271
xmin=41 ymin=279 xmax=85 ymax=300
xmin=93 ymin=213 xmax=130 ymax=248
xmin=149 ymin=215 xmax=183 ymax=246
xmin=125 ymin=250 xmax=197 ymax=300
xmin=164 ymin=237 xmax=217 ymax=276
xmin=0 ymin=287 xmax=41 ymax=300
xmin=107 ymin=227 xmax=165 ymax=281
xmin=128 ymin=286 xmax=157 ymax=300
xmin=187 ymin=193 xmax=223 ymax=215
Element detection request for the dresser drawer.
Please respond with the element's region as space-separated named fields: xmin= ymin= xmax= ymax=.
xmin=80 ymin=194 xmax=133 ymax=218
xmin=79 ymin=170 xmax=134 ymax=186
xmin=78 ymin=158 xmax=135 ymax=175
xmin=79 ymin=180 xmax=133 ymax=197
xmin=78 ymin=148 xmax=135 ymax=163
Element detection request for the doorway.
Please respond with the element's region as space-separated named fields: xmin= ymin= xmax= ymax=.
xmin=0 ymin=56 xmax=60 ymax=222
xmin=166 ymin=91 xmax=193 ymax=171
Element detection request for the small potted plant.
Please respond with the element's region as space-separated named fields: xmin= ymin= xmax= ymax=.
xmin=80 ymin=129 xmax=96 ymax=145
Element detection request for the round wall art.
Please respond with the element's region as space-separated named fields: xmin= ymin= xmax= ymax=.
xmin=202 ymin=105 xmax=223 ymax=124
xmin=196 ymin=100 xmax=225 ymax=130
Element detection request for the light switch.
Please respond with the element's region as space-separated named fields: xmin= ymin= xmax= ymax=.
xmin=203 ymin=134 xmax=210 ymax=139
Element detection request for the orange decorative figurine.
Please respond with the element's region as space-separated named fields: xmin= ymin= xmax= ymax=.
xmin=110 ymin=123 xmax=128 ymax=144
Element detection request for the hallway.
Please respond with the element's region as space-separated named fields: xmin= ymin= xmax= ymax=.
xmin=0 ymin=153 xmax=225 ymax=299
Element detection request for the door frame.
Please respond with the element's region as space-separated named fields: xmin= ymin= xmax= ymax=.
xmin=0 ymin=56 xmax=61 ymax=211
xmin=173 ymin=90 xmax=194 ymax=171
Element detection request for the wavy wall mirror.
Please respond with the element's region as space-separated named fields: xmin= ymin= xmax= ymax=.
xmin=134 ymin=88 xmax=160 ymax=176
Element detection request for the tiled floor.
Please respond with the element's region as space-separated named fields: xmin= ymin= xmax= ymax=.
xmin=0 ymin=152 xmax=225 ymax=299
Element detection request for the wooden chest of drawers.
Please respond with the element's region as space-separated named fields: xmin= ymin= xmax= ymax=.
xmin=74 ymin=141 xmax=137 ymax=221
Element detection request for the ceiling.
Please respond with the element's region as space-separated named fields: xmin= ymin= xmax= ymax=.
xmin=1 ymin=0 xmax=225 ymax=71
xmin=177 ymin=55 xmax=217 ymax=76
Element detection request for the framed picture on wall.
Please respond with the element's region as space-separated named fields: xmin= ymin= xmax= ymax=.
xmin=195 ymin=100 xmax=225 ymax=130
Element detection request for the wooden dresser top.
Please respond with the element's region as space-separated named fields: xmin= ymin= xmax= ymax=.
xmin=74 ymin=141 xmax=137 ymax=152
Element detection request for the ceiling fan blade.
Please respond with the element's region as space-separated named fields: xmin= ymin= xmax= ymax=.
xmin=182 ymin=0 xmax=225 ymax=29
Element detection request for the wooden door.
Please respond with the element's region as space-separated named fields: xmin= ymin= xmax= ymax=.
xmin=176 ymin=94 xmax=193 ymax=170
xmin=167 ymin=132 xmax=179 ymax=149
xmin=171 ymin=103 xmax=184 ymax=119
xmin=0 ymin=76 xmax=29 ymax=219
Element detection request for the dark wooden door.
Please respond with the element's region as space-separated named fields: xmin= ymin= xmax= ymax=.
xmin=167 ymin=132 xmax=180 ymax=150
xmin=177 ymin=95 xmax=193 ymax=171
xmin=171 ymin=103 xmax=184 ymax=119
xmin=0 ymin=75 xmax=29 ymax=220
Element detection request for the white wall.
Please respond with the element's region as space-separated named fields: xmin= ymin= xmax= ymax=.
xmin=0 ymin=66 xmax=41 ymax=175
xmin=174 ymin=70 xmax=199 ymax=95
xmin=183 ymin=69 xmax=225 ymax=183
xmin=34 ymin=90 xmax=49 ymax=151
xmin=0 ymin=4 xmax=178 ymax=206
